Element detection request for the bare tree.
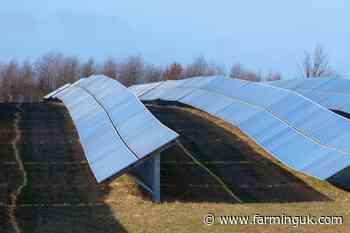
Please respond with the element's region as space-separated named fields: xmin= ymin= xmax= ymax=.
xmin=264 ymin=71 xmax=282 ymax=82
xmin=81 ymin=58 xmax=96 ymax=77
xmin=0 ymin=52 xmax=287 ymax=102
xmin=35 ymin=53 xmax=65 ymax=93
xmin=301 ymin=45 xmax=336 ymax=78
xmin=210 ymin=63 xmax=226 ymax=76
xmin=143 ymin=65 xmax=163 ymax=83
xmin=102 ymin=57 xmax=117 ymax=79
xmin=118 ymin=56 xmax=144 ymax=86
xmin=185 ymin=56 xmax=209 ymax=77
xmin=230 ymin=63 xmax=243 ymax=79
xmin=20 ymin=61 xmax=36 ymax=102
xmin=185 ymin=56 xmax=225 ymax=77
xmin=1 ymin=60 xmax=21 ymax=102
xmin=62 ymin=57 xmax=80 ymax=84
xmin=230 ymin=63 xmax=262 ymax=82
xmin=164 ymin=63 xmax=183 ymax=80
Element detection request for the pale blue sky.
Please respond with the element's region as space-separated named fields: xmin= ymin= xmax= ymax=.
xmin=1 ymin=0 xmax=349 ymax=77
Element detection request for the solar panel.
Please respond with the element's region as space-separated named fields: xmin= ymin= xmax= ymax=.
xmin=77 ymin=75 xmax=178 ymax=157
xmin=48 ymin=75 xmax=178 ymax=183
xmin=269 ymin=78 xmax=350 ymax=113
xmin=130 ymin=76 xmax=350 ymax=181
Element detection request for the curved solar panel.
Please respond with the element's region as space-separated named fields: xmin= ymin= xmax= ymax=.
xmin=77 ymin=75 xmax=179 ymax=157
xmin=269 ymin=78 xmax=350 ymax=114
xmin=130 ymin=76 xmax=350 ymax=181
xmin=48 ymin=75 xmax=178 ymax=182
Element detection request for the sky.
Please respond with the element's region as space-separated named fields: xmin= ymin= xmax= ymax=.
xmin=1 ymin=0 xmax=349 ymax=78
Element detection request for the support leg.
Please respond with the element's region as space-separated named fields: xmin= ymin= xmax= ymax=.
xmin=152 ymin=153 xmax=161 ymax=203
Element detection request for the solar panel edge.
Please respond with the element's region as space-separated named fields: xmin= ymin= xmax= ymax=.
xmin=43 ymin=83 xmax=72 ymax=100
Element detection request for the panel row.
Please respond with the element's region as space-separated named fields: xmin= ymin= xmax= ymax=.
xmin=46 ymin=75 xmax=178 ymax=183
xmin=130 ymin=76 xmax=350 ymax=180
xmin=54 ymin=85 xmax=138 ymax=182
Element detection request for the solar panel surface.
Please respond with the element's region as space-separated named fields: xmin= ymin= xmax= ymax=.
xmin=269 ymin=78 xmax=350 ymax=113
xmin=49 ymin=75 xmax=178 ymax=182
xmin=130 ymin=76 xmax=350 ymax=180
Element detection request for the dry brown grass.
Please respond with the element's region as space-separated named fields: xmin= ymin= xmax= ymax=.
xmin=105 ymin=106 xmax=350 ymax=233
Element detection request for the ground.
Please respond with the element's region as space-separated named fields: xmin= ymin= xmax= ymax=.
xmin=0 ymin=102 xmax=350 ymax=233
xmin=1 ymin=103 xmax=126 ymax=233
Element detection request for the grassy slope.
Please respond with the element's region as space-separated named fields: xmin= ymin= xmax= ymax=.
xmin=106 ymin=106 xmax=350 ymax=233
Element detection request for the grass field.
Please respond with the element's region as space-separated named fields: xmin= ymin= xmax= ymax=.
xmin=104 ymin=104 xmax=350 ymax=233
xmin=1 ymin=102 xmax=350 ymax=233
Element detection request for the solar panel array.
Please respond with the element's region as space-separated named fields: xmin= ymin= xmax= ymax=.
xmin=130 ymin=76 xmax=350 ymax=180
xmin=47 ymin=75 xmax=178 ymax=182
xmin=269 ymin=78 xmax=350 ymax=113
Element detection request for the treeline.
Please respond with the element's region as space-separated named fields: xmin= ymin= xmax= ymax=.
xmin=0 ymin=53 xmax=282 ymax=103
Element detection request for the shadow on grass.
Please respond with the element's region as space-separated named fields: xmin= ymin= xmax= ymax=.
xmin=139 ymin=102 xmax=331 ymax=204
xmin=9 ymin=103 xmax=128 ymax=233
